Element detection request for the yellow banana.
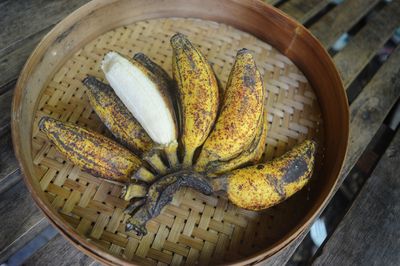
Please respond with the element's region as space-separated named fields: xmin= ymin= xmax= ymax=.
xmin=207 ymin=109 xmax=268 ymax=175
xmin=195 ymin=48 xmax=264 ymax=171
xmin=38 ymin=116 xmax=154 ymax=184
xmin=171 ymin=33 xmax=219 ymax=167
xmin=83 ymin=76 xmax=152 ymax=155
xmin=212 ymin=140 xmax=316 ymax=211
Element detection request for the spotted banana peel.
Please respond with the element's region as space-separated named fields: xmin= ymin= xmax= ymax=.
xmin=206 ymin=108 xmax=268 ymax=175
xmin=83 ymin=76 xmax=152 ymax=155
xmin=38 ymin=117 xmax=153 ymax=196
xmin=195 ymin=48 xmax=264 ymax=172
xmin=212 ymin=140 xmax=316 ymax=210
xmin=171 ymin=33 xmax=219 ymax=167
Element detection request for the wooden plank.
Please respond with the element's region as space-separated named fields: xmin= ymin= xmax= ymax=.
xmin=262 ymin=0 xmax=283 ymax=5
xmin=0 ymin=27 xmax=51 ymax=89
xmin=313 ymin=130 xmax=400 ymax=265
xmin=334 ymin=0 xmax=400 ymax=87
xmin=23 ymin=235 xmax=97 ymax=266
xmin=0 ymin=132 xmax=20 ymax=194
xmin=310 ymin=0 xmax=380 ymax=48
xmin=0 ymin=180 xmax=49 ymax=262
xmin=261 ymin=44 xmax=400 ymax=266
xmin=0 ymin=89 xmax=12 ymax=135
xmin=0 ymin=0 xmax=90 ymax=51
xmin=279 ymin=0 xmax=330 ymax=24
xmin=0 ymin=0 xmax=91 ymax=89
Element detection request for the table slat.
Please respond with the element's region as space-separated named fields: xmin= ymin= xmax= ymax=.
xmin=0 ymin=27 xmax=51 ymax=89
xmin=310 ymin=0 xmax=380 ymax=48
xmin=313 ymin=128 xmax=400 ymax=265
xmin=0 ymin=89 xmax=12 ymax=135
xmin=279 ymin=0 xmax=331 ymax=24
xmin=334 ymin=0 xmax=400 ymax=88
xmin=0 ymin=180 xmax=49 ymax=262
xmin=0 ymin=133 xmax=20 ymax=194
xmin=23 ymin=235 xmax=97 ymax=266
xmin=0 ymin=0 xmax=90 ymax=52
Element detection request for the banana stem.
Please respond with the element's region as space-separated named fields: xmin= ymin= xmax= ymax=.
xmin=164 ymin=141 xmax=179 ymax=169
xmin=144 ymin=150 xmax=168 ymax=174
xmin=211 ymin=177 xmax=228 ymax=192
xmin=132 ymin=167 xmax=156 ymax=183
xmin=123 ymin=184 xmax=147 ymax=201
xmin=182 ymin=148 xmax=195 ymax=168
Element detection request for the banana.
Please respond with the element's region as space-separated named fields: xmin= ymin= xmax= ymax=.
xmin=133 ymin=53 xmax=182 ymax=145
xmin=102 ymin=52 xmax=179 ymax=171
xmin=126 ymin=170 xmax=213 ymax=236
xmin=82 ymin=76 xmax=152 ymax=155
xmin=195 ymin=48 xmax=264 ymax=172
xmin=38 ymin=116 xmax=154 ymax=184
xmin=212 ymin=140 xmax=316 ymax=211
xmin=207 ymin=109 xmax=268 ymax=175
xmin=171 ymin=33 xmax=219 ymax=167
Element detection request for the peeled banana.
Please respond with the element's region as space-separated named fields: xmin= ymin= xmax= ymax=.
xmin=171 ymin=33 xmax=219 ymax=167
xmin=83 ymin=76 xmax=152 ymax=155
xmin=102 ymin=52 xmax=179 ymax=171
xmin=195 ymin=48 xmax=264 ymax=172
xmin=212 ymin=140 xmax=316 ymax=210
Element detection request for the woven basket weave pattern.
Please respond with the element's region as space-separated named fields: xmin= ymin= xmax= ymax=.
xmin=31 ymin=18 xmax=322 ymax=265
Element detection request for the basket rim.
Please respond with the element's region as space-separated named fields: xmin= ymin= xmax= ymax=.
xmin=11 ymin=0 xmax=349 ymax=265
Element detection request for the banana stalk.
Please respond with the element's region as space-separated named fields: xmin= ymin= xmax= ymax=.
xmin=125 ymin=140 xmax=315 ymax=235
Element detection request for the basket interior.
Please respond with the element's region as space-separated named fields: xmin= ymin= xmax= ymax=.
xmin=31 ymin=18 xmax=323 ymax=265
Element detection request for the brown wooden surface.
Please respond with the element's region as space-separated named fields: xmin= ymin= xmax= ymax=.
xmin=310 ymin=0 xmax=380 ymax=48
xmin=279 ymin=0 xmax=330 ymax=24
xmin=24 ymin=235 xmax=98 ymax=266
xmin=0 ymin=0 xmax=399 ymax=265
xmin=313 ymin=128 xmax=400 ymax=266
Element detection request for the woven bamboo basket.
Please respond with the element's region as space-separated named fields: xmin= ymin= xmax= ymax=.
xmin=12 ymin=0 xmax=349 ymax=265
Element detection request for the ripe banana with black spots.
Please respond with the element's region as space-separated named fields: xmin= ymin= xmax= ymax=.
xmin=83 ymin=76 xmax=152 ymax=155
xmin=171 ymin=33 xmax=219 ymax=167
xmin=195 ymin=48 xmax=264 ymax=172
xmin=38 ymin=116 xmax=154 ymax=185
xmin=207 ymin=109 xmax=268 ymax=175
xmin=102 ymin=52 xmax=179 ymax=172
xmin=212 ymin=140 xmax=316 ymax=210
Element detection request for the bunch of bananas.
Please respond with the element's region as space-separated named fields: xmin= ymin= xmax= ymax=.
xmin=39 ymin=33 xmax=316 ymax=236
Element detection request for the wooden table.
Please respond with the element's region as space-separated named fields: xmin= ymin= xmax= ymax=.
xmin=1 ymin=0 xmax=399 ymax=265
